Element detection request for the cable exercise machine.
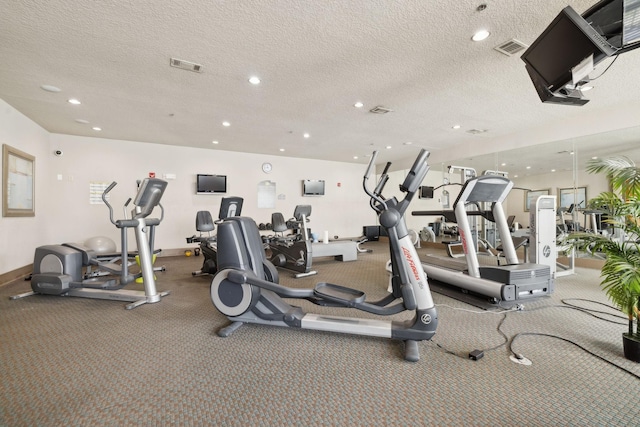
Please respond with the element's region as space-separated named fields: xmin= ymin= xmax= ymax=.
xmin=414 ymin=175 xmax=554 ymax=303
xmin=12 ymin=178 xmax=169 ymax=309
xmin=209 ymin=149 xmax=438 ymax=362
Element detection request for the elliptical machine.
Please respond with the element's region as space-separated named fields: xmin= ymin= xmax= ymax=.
xmin=12 ymin=178 xmax=169 ymax=309
xmin=209 ymin=149 xmax=438 ymax=362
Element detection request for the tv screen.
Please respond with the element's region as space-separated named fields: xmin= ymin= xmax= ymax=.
xmin=419 ymin=186 xmax=434 ymax=199
xmin=521 ymin=6 xmax=617 ymax=101
xmin=196 ymin=174 xmax=227 ymax=194
xmin=302 ymin=180 xmax=325 ymax=196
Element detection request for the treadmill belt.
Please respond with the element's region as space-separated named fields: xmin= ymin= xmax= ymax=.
xmin=422 ymin=254 xmax=468 ymax=272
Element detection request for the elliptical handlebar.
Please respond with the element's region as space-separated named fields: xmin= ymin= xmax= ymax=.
xmin=373 ymin=162 xmax=392 ymax=198
xmin=363 ymin=149 xmax=431 ymax=215
xmin=101 ymin=179 xmax=167 ymax=227
xmin=363 ymin=151 xmax=387 ymax=210
xmin=102 ymin=181 xmax=118 ymax=225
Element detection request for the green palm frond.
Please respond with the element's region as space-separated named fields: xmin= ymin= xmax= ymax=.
xmin=586 ymin=156 xmax=640 ymax=198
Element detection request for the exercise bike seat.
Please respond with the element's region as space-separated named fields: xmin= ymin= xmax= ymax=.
xmin=196 ymin=211 xmax=215 ymax=233
xmin=191 ymin=210 xmax=216 ymax=243
xmin=270 ymin=212 xmax=297 ymax=244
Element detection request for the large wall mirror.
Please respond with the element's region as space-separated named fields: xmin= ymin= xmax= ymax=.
xmin=432 ymin=125 xmax=640 ymax=228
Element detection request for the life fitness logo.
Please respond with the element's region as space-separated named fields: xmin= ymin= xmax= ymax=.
xmin=402 ymin=246 xmax=424 ymax=290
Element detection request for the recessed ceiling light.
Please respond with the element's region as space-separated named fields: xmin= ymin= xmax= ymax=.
xmin=279 ymin=148 xmax=285 ymax=152
xmin=68 ymin=98 xmax=81 ymax=105
xmin=222 ymin=121 xmax=230 ymax=127
xmin=41 ymin=85 xmax=61 ymax=93
xmin=354 ymin=102 xmax=364 ymax=108
xmin=404 ymin=141 xmax=412 ymax=145
xmin=591 ymin=156 xmax=598 ymax=159
xmin=303 ymin=133 xmax=310 ymax=138
xmin=248 ymin=76 xmax=261 ymax=85
xmin=75 ymin=119 xmax=89 ymax=124
xmin=353 ymin=156 xmax=359 ymax=159
xmin=472 ymin=30 xmax=490 ymax=42
xmin=526 ymin=166 xmax=531 ymax=169
xmin=452 ymin=125 xmax=461 ymax=130
xmin=514 ymin=174 xmax=519 ymax=178
xmin=386 ymin=146 xmax=392 ymax=149
xmin=551 ymin=169 xmax=556 ymax=172
xmin=92 ymin=127 xmax=102 ymax=131
xmin=501 ymin=162 xmax=506 ymax=166
xmin=212 ymin=140 xmax=219 ymax=144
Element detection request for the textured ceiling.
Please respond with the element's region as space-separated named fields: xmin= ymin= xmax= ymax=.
xmin=1 ymin=0 xmax=640 ymax=169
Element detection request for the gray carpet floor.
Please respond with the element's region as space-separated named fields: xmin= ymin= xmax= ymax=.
xmin=1 ymin=240 xmax=639 ymax=426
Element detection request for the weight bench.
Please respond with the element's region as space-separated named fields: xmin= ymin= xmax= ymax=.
xmin=311 ymin=241 xmax=358 ymax=261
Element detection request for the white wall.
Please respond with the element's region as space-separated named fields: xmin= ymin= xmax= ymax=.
xmin=0 ymin=100 xmax=51 ymax=275
xmin=0 ymin=100 xmax=377 ymax=275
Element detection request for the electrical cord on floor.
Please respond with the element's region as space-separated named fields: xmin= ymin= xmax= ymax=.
xmin=509 ymin=332 xmax=640 ymax=381
xmin=504 ymin=299 xmax=638 ymax=379
xmin=560 ymin=298 xmax=627 ymax=325
xmin=432 ymin=299 xmax=634 ymax=372
xmin=431 ymin=304 xmax=516 ymax=360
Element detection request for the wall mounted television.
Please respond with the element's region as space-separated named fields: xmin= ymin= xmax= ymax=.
xmin=419 ymin=186 xmax=434 ymax=199
xmin=196 ymin=174 xmax=227 ymax=194
xmin=302 ymin=179 xmax=325 ymax=196
xmin=521 ymin=5 xmax=617 ymax=105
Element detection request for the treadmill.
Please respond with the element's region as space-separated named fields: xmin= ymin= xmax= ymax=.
xmin=414 ymin=175 xmax=553 ymax=302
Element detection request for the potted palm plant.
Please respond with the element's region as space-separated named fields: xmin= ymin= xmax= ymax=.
xmin=570 ymin=156 xmax=640 ymax=362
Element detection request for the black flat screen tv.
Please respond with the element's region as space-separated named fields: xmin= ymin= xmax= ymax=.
xmin=419 ymin=186 xmax=434 ymax=199
xmin=302 ymin=179 xmax=325 ymax=196
xmin=521 ymin=6 xmax=617 ymax=104
xmin=196 ymin=174 xmax=227 ymax=194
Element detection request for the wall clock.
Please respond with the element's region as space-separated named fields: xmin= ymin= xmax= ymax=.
xmin=262 ymin=162 xmax=273 ymax=174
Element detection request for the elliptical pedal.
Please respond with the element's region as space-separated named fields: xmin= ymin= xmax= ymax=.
xmin=313 ymin=282 xmax=365 ymax=305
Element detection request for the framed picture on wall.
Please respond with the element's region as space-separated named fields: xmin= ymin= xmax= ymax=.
xmin=559 ymin=187 xmax=587 ymax=209
xmin=525 ymin=189 xmax=551 ymax=211
xmin=3 ymin=144 xmax=35 ymax=217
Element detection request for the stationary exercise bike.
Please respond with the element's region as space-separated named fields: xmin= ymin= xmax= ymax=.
xmin=187 ymin=197 xmax=244 ymax=276
xmin=267 ymin=205 xmax=317 ymax=278
xmin=12 ymin=178 xmax=169 ymax=309
xmin=209 ymin=149 xmax=438 ymax=362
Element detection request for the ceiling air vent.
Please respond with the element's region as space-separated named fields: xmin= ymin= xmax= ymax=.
xmin=466 ymin=129 xmax=488 ymax=135
xmin=369 ymin=105 xmax=393 ymax=114
xmin=494 ymin=39 xmax=529 ymax=56
xmin=170 ymin=58 xmax=203 ymax=73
